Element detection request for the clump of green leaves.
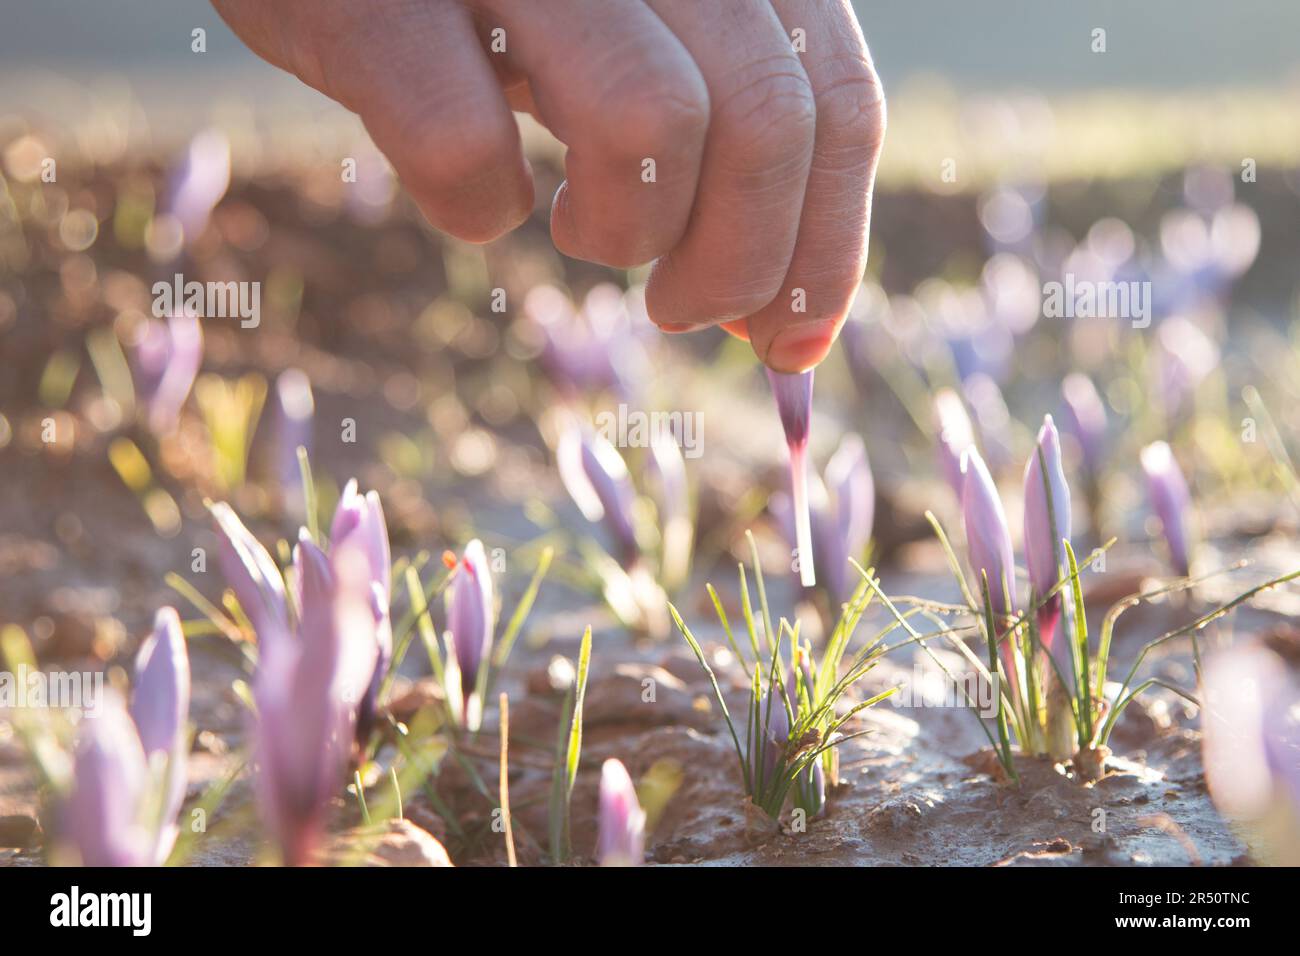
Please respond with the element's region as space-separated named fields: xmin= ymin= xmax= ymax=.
xmin=671 ymin=532 xmax=896 ymax=820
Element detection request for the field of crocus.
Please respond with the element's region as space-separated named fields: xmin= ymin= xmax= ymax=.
xmin=2 ymin=121 xmax=1300 ymax=871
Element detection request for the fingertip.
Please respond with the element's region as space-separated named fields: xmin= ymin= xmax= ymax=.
xmin=757 ymin=319 xmax=840 ymax=373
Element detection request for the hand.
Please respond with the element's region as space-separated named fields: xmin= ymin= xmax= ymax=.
xmin=212 ymin=0 xmax=885 ymax=372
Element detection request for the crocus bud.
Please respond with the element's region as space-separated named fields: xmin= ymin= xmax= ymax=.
xmin=164 ymin=128 xmax=230 ymax=243
xmin=1022 ymin=416 xmax=1072 ymax=657
xmin=271 ymin=368 xmax=314 ymax=519
xmin=596 ymin=759 xmax=646 ymax=866
xmin=132 ymin=312 xmax=204 ymax=436
xmin=444 ymin=539 xmax=495 ymax=727
xmin=255 ymin=537 xmax=378 ymax=865
xmin=557 ymin=421 xmax=640 ymax=567
xmin=934 ymin=388 xmax=975 ymax=498
xmin=822 ymin=434 xmax=875 ymax=604
xmin=962 ymin=448 xmax=1020 ymax=693
xmin=962 ymin=448 xmax=1018 ymax=620
xmin=1059 ymin=373 xmax=1107 ymax=477
xmin=330 ymin=481 xmax=393 ymax=738
xmin=61 ymin=691 xmax=153 ymax=866
xmin=649 ymin=431 xmax=692 ymax=593
xmin=211 ymin=502 xmax=290 ymax=650
xmin=130 ymin=606 xmax=191 ymax=863
xmin=767 ymin=369 xmax=816 ymax=587
xmin=1140 ymin=441 xmax=1192 ymax=577
xmin=749 ymin=685 xmax=791 ymax=793
xmin=1202 ymin=646 xmax=1300 ymax=857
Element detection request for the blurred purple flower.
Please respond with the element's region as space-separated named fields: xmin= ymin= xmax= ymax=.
xmin=1022 ymin=416 xmax=1072 ymax=665
xmin=131 ymin=312 xmax=203 ymax=436
xmin=934 ymin=388 xmax=975 ymax=498
xmin=1155 ymin=316 xmax=1219 ymax=420
xmin=557 ymin=420 xmax=640 ymax=567
xmin=1140 ymin=441 xmax=1193 ymax=577
xmin=1059 ymin=373 xmax=1107 ymax=478
xmin=130 ymin=606 xmax=191 ymax=862
xmin=163 ymin=128 xmax=231 ymax=243
xmin=270 ymin=369 xmax=314 ymax=519
xmin=525 ymin=283 xmax=642 ymax=398
xmin=596 ymin=758 xmax=646 ymax=866
xmin=211 ymin=502 xmax=291 ymax=651
xmin=1203 ymin=645 xmax=1300 ymax=848
xmin=255 ymin=536 xmax=378 ymax=865
xmin=444 ymin=539 xmax=495 ymax=728
xmin=648 ymin=431 xmax=692 ymax=592
xmin=330 ymin=480 xmax=393 ymax=738
xmin=62 ymin=691 xmax=154 ymax=866
xmin=61 ymin=609 xmax=191 ymax=866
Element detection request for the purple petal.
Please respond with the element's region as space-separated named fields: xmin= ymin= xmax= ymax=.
xmin=445 ymin=539 xmax=495 ymax=705
xmin=766 ymin=369 xmax=813 ymax=448
xmin=1022 ymin=415 xmax=1072 ymax=599
xmin=1140 ymin=441 xmax=1192 ymax=576
xmin=1059 ymin=373 xmax=1107 ymax=476
xmin=934 ymin=388 xmax=975 ymax=498
xmin=961 ymin=448 xmax=1018 ymax=619
xmin=556 ymin=422 xmax=640 ymax=566
xmin=63 ymin=692 xmax=152 ymax=866
xmin=211 ymin=502 xmax=290 ymax=651
xmin=130 ymin=606 xmax=190 ymax=861
xmin=597 ymin=759 xmax=646 ymax=866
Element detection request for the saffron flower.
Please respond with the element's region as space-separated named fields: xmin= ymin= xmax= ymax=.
xmin=329 ymin=479 xmax=392 ymax=738
xmin=271 ymin=368 xmax=314 ymax=519
xmin=962 ymin=447 xmax=1020 ymax=695
xmin=444 ymin=539 xmax=495 ymax=730
xmin=1059 ymin=373 xmax=1107 ymax=479
xmin=934 ymin=388 xmax=975 ymax=498
xmin=254 ymin=537 xmax=378 ymax=865
xmin=211 ymin=501 xmax=291 ymax=647
xmin=596 ymin=759 xmax=646 ymax=866
xmin=1140 ymin=441 xmax=1193 ymax=576
xmin=1202 ymin=645 xmax=1300 ymax=863
xmin=131 ymin=311 xmax=204 ymax=436
xmin=1022 ymin=416 xmax=1071 ymax=658
xmin=162 ymin=128 xmax=231 ymax=244
xmin=61 ymin=608 xmax=191 ymax=866
xmin=766 ymin=369 xmax=816 ymax=587
xmin=556 ymin=420 xmax=640 ymax=567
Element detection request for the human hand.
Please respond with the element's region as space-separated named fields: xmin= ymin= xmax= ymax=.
xmin=211 ymin=0 xmax=885 ymax=371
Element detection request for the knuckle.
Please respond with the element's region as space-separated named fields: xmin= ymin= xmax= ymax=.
xmin=596 ymin=72 xmax=710 ymax=159
xmin=716 ymin=65 xmax=817 ymax=163
xmin=814 ymin=64 xmax=887 ymax=157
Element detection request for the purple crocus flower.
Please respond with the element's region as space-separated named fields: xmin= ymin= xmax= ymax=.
xmin=61 ymin=609 xmax=191 ymax=866
xmin=163 ymin=128 xmax=230 ymax=243
xmin=526 ymin=283 xmax=642 ymax=398
xmin=329 ymin=480 xmax=392 ymax=739
xmin=596 ymin=759 xmax=646 ymax=867
xmin=767 ymin=369 xmax=816 ymax=588
xmin=934 ymin=388 xmax=975 ymax=499
xmin=1022 ymin=416 xmax=1072 ymax=665
xmin=62 ymin=691 xmax=154 ymax=867
xmin=962 ymin=448 xmax=1020 ymax=692
xmin=1202 ymin=645 xmax=1300 ymax=843
xmin=557 ymin=421 xmax=640 ymax=567
xmin=211 ymin=502 xmax=290 ymax=650
xmin=1059 ymin=373 xmax=1107 ymax=478
xmin=648 ymin=431 xmax=692 ymax=592
xmin=130 ymin=606 xmax=191 ymax=862
xmin=131 ymin=311 xmax=204 ymax=436
xmin=749 ymin=684 xmax=791 ymax=795
xmin=254 ymin=536 xmax=378 ymax=865
xmin=1140 ymin=441 xmax=1192 ymax=577
xmin=444 ymin=539 xmax=495 ymax=729
xmin=271 ymin=368 xmax=314 ymax=519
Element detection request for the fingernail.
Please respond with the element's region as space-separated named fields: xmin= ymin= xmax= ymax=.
xmin=659 ymin=323 xmax=694 ymax=334
xmin=765 ymin=321 xmax=837 ymax=372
